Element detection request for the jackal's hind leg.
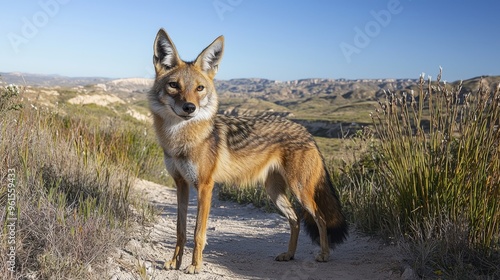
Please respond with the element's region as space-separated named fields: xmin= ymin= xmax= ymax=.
xmin=302 ymin=200 xmax=330 ymax=262
xmin=265 ymin=172 xmax=299 ymax=261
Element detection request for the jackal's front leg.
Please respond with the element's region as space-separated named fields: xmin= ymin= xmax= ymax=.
xmin=185 ymin=181 xmax=214 ymax=274
xmin=165 ymin=178 xmax=189 ymax=270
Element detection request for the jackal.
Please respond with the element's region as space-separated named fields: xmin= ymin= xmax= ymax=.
xmin=148 ymin=28 xmax=348 ymax=274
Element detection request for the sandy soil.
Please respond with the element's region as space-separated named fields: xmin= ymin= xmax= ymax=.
xmin=67 ymin=94 xmax=125 ymax=106
xmin=105 ymin=179 xmax=411 ymax=280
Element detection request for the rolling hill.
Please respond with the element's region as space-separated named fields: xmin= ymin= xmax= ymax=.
xmin=2 ymin=72 xmax=499 ymax=138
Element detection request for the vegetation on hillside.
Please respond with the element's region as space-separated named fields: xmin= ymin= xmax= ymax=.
xmin=0 ymin=83 xmax=160 ymax=279
xmin=340 ymin=71 xmax=500 ymax=278
xmin=2 ymin=71 xmax=499 ymax=278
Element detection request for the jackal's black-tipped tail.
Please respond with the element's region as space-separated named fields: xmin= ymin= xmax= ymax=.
xmin=302 ymin=168 xmax=348 ymax=248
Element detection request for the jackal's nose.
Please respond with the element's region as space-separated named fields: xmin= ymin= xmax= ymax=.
xmin=182 ymin=102 xmax=196 ymax=114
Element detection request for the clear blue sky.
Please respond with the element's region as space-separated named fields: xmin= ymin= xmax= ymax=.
xmin=1 ymin=0 xmax=499 ymax=81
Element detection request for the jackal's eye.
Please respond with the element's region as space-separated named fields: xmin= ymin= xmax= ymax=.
xmin=168 ymin=82 xmax=179 ymax=89
xmin=196 ymin=85 xmax=205 ymax=92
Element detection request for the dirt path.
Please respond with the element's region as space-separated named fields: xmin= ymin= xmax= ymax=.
xmin=106 ymin=179 xmax=409 ymax=280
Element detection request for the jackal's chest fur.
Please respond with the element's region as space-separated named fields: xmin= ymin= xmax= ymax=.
xmin=152 ymin=113 xmax=213 ymax=158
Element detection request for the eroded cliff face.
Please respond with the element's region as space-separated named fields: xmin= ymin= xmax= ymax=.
xmin=292 ymin=119 xmax=364 ymax=138
xmin=220 ymin=107 xmax=364 ymax=138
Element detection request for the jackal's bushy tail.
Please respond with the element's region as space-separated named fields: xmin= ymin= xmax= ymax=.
xmin=303 ymin=168 xmax=348 ymax=247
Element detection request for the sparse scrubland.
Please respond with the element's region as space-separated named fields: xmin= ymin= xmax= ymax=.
xmin=1 ymin=71 xmax=499 ymax=279
xmin=220 ymin=71 xmax=500 ymax=279
xmin=340 ymin=71 xmax=499 ymax=278
xmin=0 ymin=83 xmax=160 ymax=279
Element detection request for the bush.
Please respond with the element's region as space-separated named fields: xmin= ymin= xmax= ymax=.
xmin=0 ymin=85 xmax=156 ymax=279
xmin=341 ymin=70 xmax=500 ymax=278
xmin=0 ymin=83 xmax=22 ymax=114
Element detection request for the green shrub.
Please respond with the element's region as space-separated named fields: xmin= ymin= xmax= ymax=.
xmin=0 ymin=83 xmax=22 ymax=113
xmin=341 ymin=70 xmax=500 ymax=278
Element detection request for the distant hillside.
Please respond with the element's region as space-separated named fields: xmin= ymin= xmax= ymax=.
xmin=0 ymin=72 xmax=111 ymax=87
xmin=3 ymin=72 xmax=499 ymax=102
xmin=215 ymin=78 xmax=417 ymax=101
xmin=0 ymin=72 xmax=417 ymax=104
xmin=3 ymin=72 xmax=499 ymax=137
xmin=1 ymin=72 xmax=411 ymax=101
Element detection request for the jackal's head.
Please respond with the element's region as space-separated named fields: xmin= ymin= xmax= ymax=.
xmin=149 ymin=29 xmax=224 ymax=122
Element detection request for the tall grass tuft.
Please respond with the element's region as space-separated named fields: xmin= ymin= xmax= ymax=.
xmin=0 ymin=84 xmax=158 ymax=279
xmin=218 ymin=184 xmax=278 ymax=212
xmin=341 ymin=70 xmax=500 ymax=278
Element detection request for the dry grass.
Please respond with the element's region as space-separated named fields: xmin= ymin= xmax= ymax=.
xmin=340 ymin=70 xmax=500 ymax=278
xmin=0 ymin=84 xmax=159 ymax=279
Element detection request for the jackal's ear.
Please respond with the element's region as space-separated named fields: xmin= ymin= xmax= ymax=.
xmin=153 ymin=29 xmax=181 ymax=73
xmin=194 ymin=36 xmax=224 ymax=78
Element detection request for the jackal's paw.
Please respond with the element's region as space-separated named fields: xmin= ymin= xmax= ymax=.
xmin=275 ymin=252 xmax=295 ymax=261
xmin=185 ymin=264 xmax=201 ymax=274
xmin=164 ymin=259 xmax=180 ymax=270
xmin=315 ymin=252 xmax=330 ymax=262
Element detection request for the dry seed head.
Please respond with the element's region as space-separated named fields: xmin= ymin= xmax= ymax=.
xmin=420 ymin=72 xmax=426 ymax=80
xmin=495 ymin=83 xmax=500 ymax=100
xmin=410 ymin=90 xmax=417 ymax=108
